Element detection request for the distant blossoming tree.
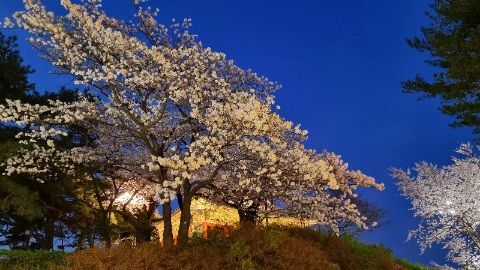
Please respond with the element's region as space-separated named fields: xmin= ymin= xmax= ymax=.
xmin=393 ymin=144 xmax=480 ymax=269
xmin=1 ymin=0 xmax=383 ymax=246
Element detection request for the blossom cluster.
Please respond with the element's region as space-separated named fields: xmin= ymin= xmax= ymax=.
xmin=393 ymin=144 xmax=480 ymax=269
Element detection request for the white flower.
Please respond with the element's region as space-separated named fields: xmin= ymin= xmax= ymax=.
xmin=1 ymin=17 xmax=14 ymax=28
xmin=46 ymin=139 xmax=55 ymax=148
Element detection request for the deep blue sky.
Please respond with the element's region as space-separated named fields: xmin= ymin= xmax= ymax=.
xmin=1 ymin=0 xmax=474 ymax=266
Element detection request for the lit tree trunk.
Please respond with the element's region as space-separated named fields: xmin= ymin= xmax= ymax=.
xmin=157 ymin=166 xmax=174 ymax=247
xmin=23 ymin=226 xmax=31 ymax=251
xmin=161 ymin=200 xmax=174 ymax=247
xmin=265 ymin=202 xmax=269 ymax=226
xmin=177 ymin=181 xmax=192 ymax=246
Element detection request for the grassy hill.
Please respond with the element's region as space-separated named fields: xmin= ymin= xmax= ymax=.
xmin=0 ymin=226 xmax=428 ymax=270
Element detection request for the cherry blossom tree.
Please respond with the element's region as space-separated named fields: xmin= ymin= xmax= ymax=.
xmin=393 ymin=144 xmax=480 ymax=269
xmin=0 ymin=0 xmax=285 ymax=245
xmin=1 ymin=0 xmax=383 ymax=247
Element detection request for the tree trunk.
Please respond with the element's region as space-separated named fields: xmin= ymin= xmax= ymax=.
xmin=76 ymin=231 xmax=85 ymax=250
xmin=104 ymin=226 xmax=112 ymax=248
xmin=177 ymin=181 xmax=192 ymax=246
xmin=177 ymin=196 xmax=192 ymax=246
xmin=45 ymin=215 xmax=54 ymax=250
xmin=23 ymin=226 xmax=31 ymax=251
xmin=88 ymin=231 xmax=95 ymax=248
xmin=98 ymin=212 xmax=112 ymax=248
xmin=238 ymin=209 xmax=257 ymax=226
xmin=161 ymin=201 xmax=174 ymax=247
xmin=176 ymin=193 xmax=183 ymax=209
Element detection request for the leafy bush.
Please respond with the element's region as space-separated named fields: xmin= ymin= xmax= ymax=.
xmin=0 ymin=249 xmax=66 ymax=270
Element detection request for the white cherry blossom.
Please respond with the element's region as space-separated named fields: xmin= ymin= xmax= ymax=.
xmin=393 ymin=144 xmax=480 ymax=269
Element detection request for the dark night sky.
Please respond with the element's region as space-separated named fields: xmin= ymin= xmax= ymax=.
xmin=0 ymin=0 xmax=474 ymax=266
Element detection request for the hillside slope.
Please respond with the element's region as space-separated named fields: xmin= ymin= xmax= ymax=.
xmin=64 ymin=226 xmax=427 ymax=270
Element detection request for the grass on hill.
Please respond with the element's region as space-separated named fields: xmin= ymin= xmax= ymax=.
xmin=0 ymin=225 xmax=429 ymax=270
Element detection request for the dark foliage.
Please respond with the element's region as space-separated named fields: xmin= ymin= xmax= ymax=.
xmin=403 ymin=0 xmax=480 ymax=133
xmin=0 ymin=32 xmax=36 ymax=104
xmin=0 ymin=249 xmax=66 ymax=270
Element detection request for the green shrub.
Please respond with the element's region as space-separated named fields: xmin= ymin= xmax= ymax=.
xmin=0 ymin=249 xmax=66 ymax=270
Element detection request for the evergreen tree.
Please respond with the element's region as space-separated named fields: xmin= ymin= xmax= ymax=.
xmin=403 ymin=0 xmax=480 ymax=133
xmin=0 ymin=32 xmax=36 ymax=103
xmin=0 ymin=32 xmax=85 ymax=250
xmin=0 ymin=31 xmax=40 ymax=249
xmin=0 ymin=31 xmax=158 ymax=249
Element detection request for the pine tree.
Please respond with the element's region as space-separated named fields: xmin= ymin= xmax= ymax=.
xmin=403 ymin=0 xmax=480 ymax=133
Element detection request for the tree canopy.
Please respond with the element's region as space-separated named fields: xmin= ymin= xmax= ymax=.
xmin=403 ymin=0 xmax=480 ymax=133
